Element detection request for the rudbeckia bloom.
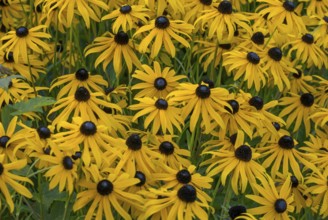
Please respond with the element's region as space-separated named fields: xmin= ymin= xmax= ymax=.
xmin=256 ymin=0 xmax=306 ymax=34
xmin=129 ymin=97 xmax=184 ymax=135
xmin=41 ymin=150 xmax=79 ymax=195
xmin=228 ymin=205 xmax=257 ymax=220
xmin=47 ymin=86 xmax=121 ymax=126
xmin=102 ymin=4 xmax=150 ymax=33
xmin=184 ymin=0 xmax=214 ymax=26
xmin=299 ymin=0 xmax=328 ymax=17
xmin=246 ymin=174 xmax=294 ymax=220
xmin=223 ymin=50 xmax=267 ymax=91
xmin=301 ymin=134 xmax=328 ymax=170
xmin=312 ymin=75 xmax=328 ymax=107
xmin=305 ymin=168 xmax=328 ymax=218
xmin=279 ymin=93 xmax=318 ymax=135
xmin=0 ymin=0 xmax=29 ymax=28
xmin=168 ymin=82 xmax=230 ymax=133
xmin=313 ymin=14 xmax=328 ymax=48
xmin=283 ymin=33 xmax=328 ymax=69
xmin=0 ymin=25 xmax=51 ymax=63
xmin=202 ymin=131 xmax=266 ymax=194
xmin=84 ymin=31 xmax=142 ymax=75
xmin=195 ymin=0 xmax=252 ymax=41
xmin=53 ymin=117 xmax=114 ymax=167
xmin=259 ymin=134 xmax=316 ymax=179
xmin=142 ymin=184 xmax=212 ymax=220
xmin=0 ymin=116 xmax=20 ymax=162
xmin=49 ymin=68 xmax=108 ymax=99
xmin=288 ymin=68 xmax=315 ymax=94
xmin=133 ymin=15 xmax=194 ymax=58
xmin=132 ymin=61 xmax=186 ymax=98
xmin=261 ymin=47 xmax=297 ymax=91
xmin=42 ymin=0 xmax=108 ymax=28
xmin=73 ymin=171 xmax=144 ymax=220
xmin=0 ymin=154 xmax=32 ymax=213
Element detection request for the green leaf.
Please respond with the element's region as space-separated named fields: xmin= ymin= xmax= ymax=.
xmin=10 ymin=97 xmax=56 ymax=116
xmin=0 ymin=75 xmax=24 ymax=90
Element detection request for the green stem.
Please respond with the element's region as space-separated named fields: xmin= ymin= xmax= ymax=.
xmin=38 ymin=172 xmax=44 ymax=220
xmin=69 ymin=26 xmax=74 ymax=74
xmin=62 ymin=193 xmax=72 ymax=220
xmin=209 ymin=40 xmax=220 ymax=82
xmin=215 ymin=60 xmax=223 ymax=87
xmin=220 ymin=176 xmax=233 ymax=219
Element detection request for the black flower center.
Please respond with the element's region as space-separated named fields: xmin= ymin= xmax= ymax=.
xmin=301 ymin=33 xmax=314 ymax=44
xmin=155 ymin=16 xmax=170 ymax=29
xmin=0 ymin=163 xmax=3 ymax=175
xmin=274 ymin=199 xmax=287 ymax=213
xmin=268 ymin=47 xmax=282 ymax=61
xmin=225 ymin=100 xmax=239 ymax=114
xmin=176 ymin=169 xmax=192 ymax=184
xmin=247 ymin=52 xmax=260 ymax=64
xmin=293 ymin=69 xmax=302 ymax=79
xmin=135 ymin=171 xmax=146 ymax=186
xmin=272 ymin=122 xmax=281 ymax=131
xmin=75 ymin=68 xmax=89 ymax=81
xmin=251 ymin=32 xmax=265 ymax=45
xmin=177 ymin=184 xmax=197 ymax=203
xmin=300 ymin=93 xmax=314 ymax=107
xmin=202 ymin=79 xmax=214 ymax=88
xmin=154 ymin=77 xmax=167 ymax=90
xmin=114 ymin=31 xmax=129 ymax=45
xmin=120 ymin=5 xmax=132 ymax=14
xmin=155 ymin=98 xmax=168 ymax=110
xmin=72 ymin=151 xmax=82 ymax=160
xmin=97 ymin=180 xmax=114 ymax=195
xmin=283 ymin=1 xmax=295 ymax=12
xmin=62 ymin=156 xmax=74 ymax=170
xmin=235 ymin=145 xmax=252 ymax=162
xmin=291 ymin=176 xmax=299 ymax=188
xmin=4 ymin=52 xmax=14 ymax=63
xmin=126 ymin=134 xmax=142 ymax=151
xmin=0 ymin=25 xmax=6 ymax=33
xmin=16 ymin=26 xmax=29 ymax=37
xmin=228 ymin=205 xmax=247 ymax=219
xmin=43 ymin=147 xmax=51 ymax=155
xmin=219 ymin=44 xmax=232 ymax=50
xmin=200 ymin=0 xmax=212 ymax=5
xmin=8 ymin=81 xmax=13 ymax=88
xmin=56 ymin=41 xmax=64 ymax=52
xmin=74 ymin=87 xmax=90 ymax=102
xmin=229 ymin=133 xmax=237 ymax=145
xmin=196 ymin=85 xmax=211 ymax=99
xmin=218 ymin=1 xmax=232 ymax=14
xmin=324 ymin=16 xmax=328 ymax=23
xmin=249 ymin=96 xmax=264 ymax=110
xmin=0 ymin=0 xmax=9 ymax=6
xmin=278 ymin=135 xmax=294 ymax=149
xmin=105 ymin=87 xmax=115 ymax=95
xmin=37 ymin=126 xmax=51 ymax=139
xmin=0 ymin=136 xmax=10 ymax=148
xmin=159 ymin=141 xmax=174 ymax=155
xmin=80 ymin=121 xmax=97 ymax=136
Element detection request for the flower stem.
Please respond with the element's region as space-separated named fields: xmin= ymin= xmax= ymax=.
xmin=220 ymin=175 xmax=233 ymax=219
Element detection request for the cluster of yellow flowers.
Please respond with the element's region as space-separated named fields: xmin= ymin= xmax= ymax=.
xmin=0 ymin=0 xmax=327 ymax=219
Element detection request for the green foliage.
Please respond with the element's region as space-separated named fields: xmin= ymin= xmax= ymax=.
xmin=10 ymin=97 xmax=56 ymax=116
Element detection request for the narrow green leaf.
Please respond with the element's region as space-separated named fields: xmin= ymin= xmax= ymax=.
xmin=10 ymin=97 xmax=56 ymax=116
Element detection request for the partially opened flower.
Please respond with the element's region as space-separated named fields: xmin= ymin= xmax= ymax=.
xmin=228 ymin=205 xmax=257 ymax=220
xmin=73 ymin=171 xmax=144 ymax=220
xmin=0 ymin=25 xmax=51 ymax=63
xmin=102 ymin=4 xmax=150 ymax=33
xmin=288 ymin=68 xmax=315 ymax=94
xmin=184 ymin=0 xmax=214 ymax=27
xmin=132 ymin=61 xmax=186 ymax=98
xmin=129 ymin=97 xmax=184 ymax=135
xmin=313 ymin=14 xmax=328 ymax=48
xmin=85 ymin=31 xmax=142 ymax=75
xmin=133 ymin=15 xmax=194 ymax=58
xmin=246 ymin=174 xmax=294 ymax=219
xmin=279 ymin=93 xmax=318 ymax=135
xmin=0 ymin=154 xmax=33 ymax=213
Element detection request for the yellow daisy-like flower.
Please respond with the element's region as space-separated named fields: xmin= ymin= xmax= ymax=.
xmin=301 ymin=134 xmax=328 ymax=170
xmin=142 ymin=184 xmax=211 ymax=220
xmin=43 ymin=0 xmax=108 ymax=29
xmin=246 ymin=174 xmax=294 ymax=220
xmin=195 ymin=0 xmax=252 ymax=42
xmin=41 ymin=150 xmax=79 ymax=195
xmin=133 ymin=15 xmax=194 ymax=58
xmin=102 ymin=4 xmax=150 ymax=33
xmin=0 ymin=116 xmax=20 ymax=162
xmin=223 ymin=50 xmax=267 ymax=91
xmin=256 ymin=0 xmax=306 ymax=34
xmin=49 ymin=68 xmax=108 ymax=99
xmin=202 ymin=131 xmax=266 ymax=194
xmin=132 ymin=61 xmax=186 ymax=98
xmin=73 ymin=171 xmax=144 ymax=220
xmin=0 ymin=25 xmax=51 ymax=63
xmin=184 ymin=0 xmax=214 ymax=26
xmin=0 ymin=0 xmax=29 ymax=29
xmin=168 ymin=82 xmax=230 ymax=133
xmin=305 ymin=168 xmax=328 ymax=218
xmin=144 ymin=0 xmax=185 ymax=16
xmin=47 ymin=86 xmax=121 ymax=126
xmin=84 ymin=31 xmax=142 ymax=75
xmin=228 ymin=205 xmax=257 ymax=220
xmin=129 ymin=97 xmax=184 ymax=135
xmin=0 ymin=154 xmax=33 ymax=213
xmin=288 ymin=68 xmax=315 ymax=94
xmin=279 ymin=93 xmax=318 ymax=135
xmin=299 ymin=0 xmax=328 ymax=17
xmin=313 ymin=14 xmax=328 ymax=48
xmin=313 ymin=75 xmax=328 ymax=107
xmin=283 ymin=33 xmax=327 ymax=69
